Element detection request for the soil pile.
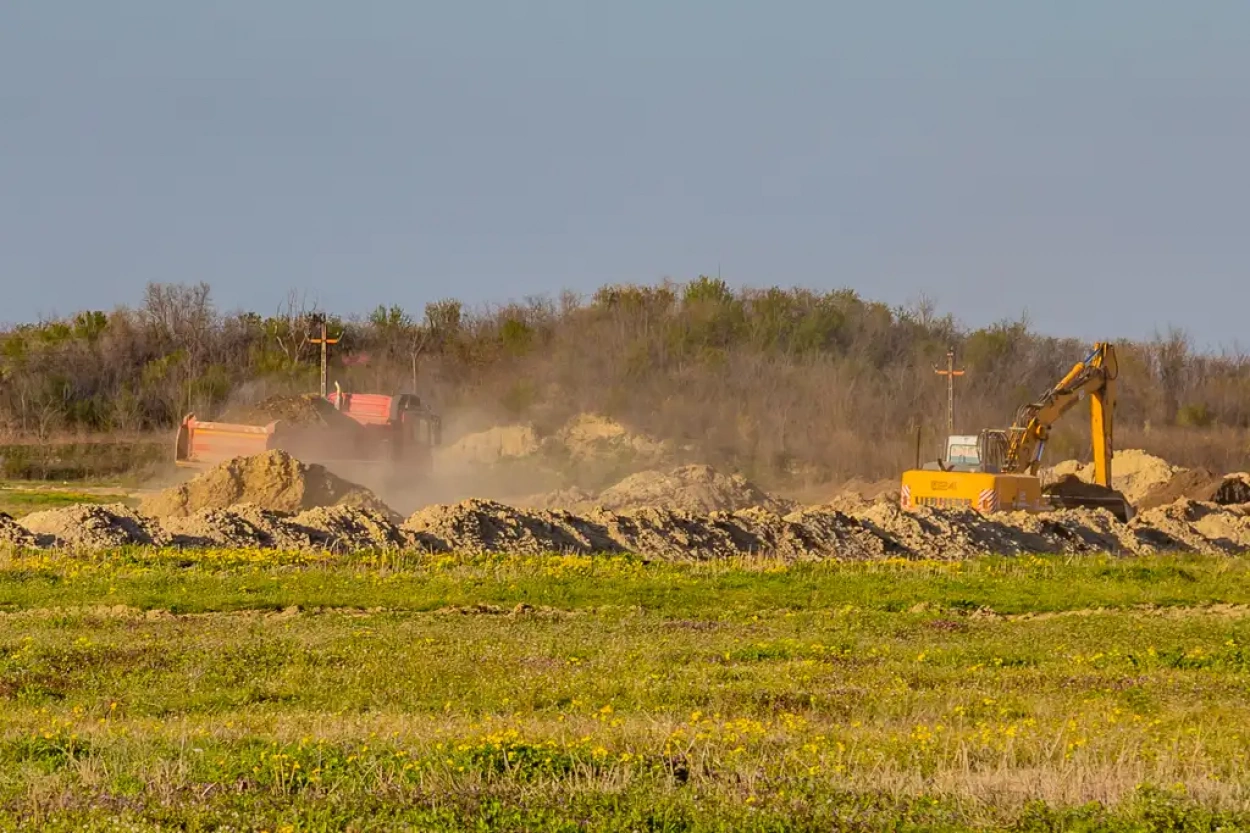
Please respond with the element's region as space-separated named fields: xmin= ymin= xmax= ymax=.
xmin=729 ymin=506 xmax=899 ymax=561
xmin=401 ymin=500 xmax=892 ymax=561
xmin=521 ymin=486 xmax=595 ymax=511
xmin=293 ymin=506 xmax=408 ymax=551
xmin=1041 ymin=450 xmax=1180 ymax=504
xmin=439 ymin=424 xmax=540 ymax=466
xmin=1013 ymin=508 xmax=1142 ymax=555
xmin=400 ymin=496 xmax=1250 ymax=562
xmin=159 ymin=505 xmax=314 ymax=549
xmin=855 ymin=502 xmax=1054 ymax=559
xmin=161 ymin=507 xmax=278 ymax=548
xmin=217 ymin=394 xmax=360 ymax=432
xmin=11 ymin=493 xmax=1250 ymax=557
xmin=139 ymin=450 xmax=395 ymax=520
xmin=1136 ymin=469 xmax=1250 ymax=512
xmin=832 ymin=478 xmax=899 ymax=503
xmin=0 ymin=512 xmax=36 ymax=547
xmin=161 ymin=503 xmax=407 ymax=550
xmin=1129 ymin=500 xmax=1250 ymax=555
xmin=403 ymin=499 xmax=621 ymax=555
xmin=20 ymin=503 xmax=169 ymax=548
xmin=587 ymin=464 xmax=794 ymax=514
xmin=556 ymin=414 xmax=668 ymax=461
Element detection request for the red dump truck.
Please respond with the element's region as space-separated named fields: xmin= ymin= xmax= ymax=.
xmin=174 ymin=392 xmax=442 ymax=470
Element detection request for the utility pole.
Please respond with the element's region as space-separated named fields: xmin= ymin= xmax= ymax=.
xmin=308 ymin=313 xmax=341 ymax=398
xmin=933 ymin=346 xmax=965 ymax=436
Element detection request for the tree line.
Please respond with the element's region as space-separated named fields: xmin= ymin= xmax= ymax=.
xmin=1 ymin=278 xmax=1245 ymax=481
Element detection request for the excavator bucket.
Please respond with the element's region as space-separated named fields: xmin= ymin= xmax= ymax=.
xmin=1041 ymin=475 xmax=1132 ymax=522
xmin=175 ymin=415 xmax=280 ymax=468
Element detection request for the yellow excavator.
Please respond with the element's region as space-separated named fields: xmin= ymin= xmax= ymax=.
xmin=900 ymin=342 xmax=1130 ymax=521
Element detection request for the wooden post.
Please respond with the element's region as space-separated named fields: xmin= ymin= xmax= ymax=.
xmin=933 ymin=347 xmax=965 ymax=435
xmin=309 ymin=314 xmax=341 ymax=398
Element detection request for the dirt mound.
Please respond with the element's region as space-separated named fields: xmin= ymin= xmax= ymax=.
xmin=217 ymin=393 xmax=360 ymax=431
xmin=439 ymin=424 xmax=541 ymax=466
xmin=1188 ymin=503 xmax=1250 ymax=551
xmin=1136 ymin=469 xmax=1250 ymax=512
xmin=0 ymin=513 xmax=36 ymax=547
xmin=1135 ymin=500 xmax=1240 ymax=550
xmin=1041 ymin=450 xmax=1180 ymax=504
xmin=19 ymin=503 xmax=169 ymax=548
xmin=292 ymin=506 xmax=408 ymax=551
xmin=834 ymin=478 xmax=899 ymax=501
xmin=1011 ymin=507 xmax=1141 ymax=555
xmin=402 ymin=499 xmax=890 ymax=561
xmin=589 ymin=464 xmax=793 ymax=514
xmin=404 ymin=499 xmax=621 ymax=555
xmin=1042 ymin=459 xmax=1086 ymax=483
xmin=158 ymin=504 xmax=322 ymax=549
xmin=162 ymin=503 xmax=407 ymax=551
xmin=11 ymin=492 xmax=1250 ymax=557
xmin=519 ymin=486 xmax=595 ymax=511
xmin=556 ymin=414 xmax=668 ymax=461
xmin=139 ymin=450 xmax=395 ymax=519
xmin=746 ymin=506 xmax=902 ymax=561
xmin=852 ymin=502 xmax=1054 ymax=559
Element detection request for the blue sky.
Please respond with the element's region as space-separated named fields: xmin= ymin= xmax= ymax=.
xmin=2 ymin=1 xmax=1248 ymax=348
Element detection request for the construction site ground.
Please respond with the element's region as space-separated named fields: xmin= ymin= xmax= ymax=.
xmin=1 ymin=443 xmax=1248 ymax=559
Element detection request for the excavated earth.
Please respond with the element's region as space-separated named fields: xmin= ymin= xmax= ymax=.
xmin=4 ymin=494 xmax=1250 ymax=559
xmin=3 ymin=448 xmax=1250 ymax=559
xmin=527 ymin=464 xmax=796 ymax=515
xmin=139 ymin=449 xmax=395 ymax=520
xmin=1135 ymin=469 xmax=1250 ymax=512
xmin=217 ymin=393 xmax=361 ymax=431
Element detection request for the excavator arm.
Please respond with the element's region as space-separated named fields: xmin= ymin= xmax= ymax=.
xmin=1004 ymin=342 xmax=1118 ymax=485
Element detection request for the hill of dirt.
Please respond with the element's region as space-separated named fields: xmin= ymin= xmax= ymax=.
xmin=139 ymin=449 xmax=395 ymax=520
xmin=1040 ymin=449 xmax=1180 ymax=504
xmin=6 ymin=492 xmax=1250 ymax=558
xmin=400 ymin=497 xmax=1250 ymax=560
xmin=586 ymin=464 xmax=793 ymax=513
xmin=436 ymin=413 xmax=671 ymax=470
xmin=0 ymin=512 xmax=36 ymax=547
xmin=19 ymin=503 xmax=170 ymax=548
xmin=217 ymin=393 xmax=363 ymax=432
xmin=521 ymin=464 xmax=794 ymax=515
xmin=438 ymin=424 xmax=540 ymax=466
xmin=556 ymin=414 xmax=669 ymax=461
xmin=1135 ymin=469 xmax=1250 ymax=512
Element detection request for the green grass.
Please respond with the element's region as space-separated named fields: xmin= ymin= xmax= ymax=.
xmin=0 ymin=487 xmax=123 ymax=518
xmin=0 ymin=549 xmax=1249 ymax=831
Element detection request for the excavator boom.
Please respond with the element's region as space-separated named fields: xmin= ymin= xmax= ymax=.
xmin=1004 ymin=342 xmax=1117 ymax=486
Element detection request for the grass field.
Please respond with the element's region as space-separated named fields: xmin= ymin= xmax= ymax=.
xmin=0 ymin=548 xmax=1249 ymax=831
xmin=0 ymin=486 xmax=123 ymax=518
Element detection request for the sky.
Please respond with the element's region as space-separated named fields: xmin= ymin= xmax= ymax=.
xmin=2 ymin=1 xmax=1249 ymax=349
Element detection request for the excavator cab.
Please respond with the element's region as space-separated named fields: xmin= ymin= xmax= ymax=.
xmin=920 ymin=431 xmax=1008 ymax=474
